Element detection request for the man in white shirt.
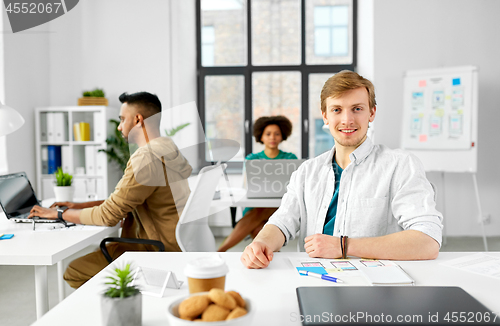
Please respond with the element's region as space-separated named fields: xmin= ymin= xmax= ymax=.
xmin=241 ymin=71 xmax=443 ymax=269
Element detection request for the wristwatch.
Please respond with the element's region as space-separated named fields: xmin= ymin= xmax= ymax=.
xmin=57 ymin=208 xmax=65 ymax=222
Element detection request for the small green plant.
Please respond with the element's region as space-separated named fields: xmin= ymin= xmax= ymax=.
xmin=165 ymin=122 xmax=190 ymax=137
xmin=83 ymin=88 xmax=106 ymax=97
xmin=54 ymin=167 xmax=72 ymax=186
xmin=104 ymin=263 xmax=140 ymax=299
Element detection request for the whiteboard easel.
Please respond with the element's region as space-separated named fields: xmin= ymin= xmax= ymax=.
xmin=401 ymin=66 xmax=487 ymax=251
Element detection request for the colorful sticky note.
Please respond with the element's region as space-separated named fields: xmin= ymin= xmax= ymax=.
xmin=452 ymin=78 xmax=461 ymax=86
xmin=419 ymin=134 xmax=428 ymax=142
xmin=0 ymin=234 xmax=14 ymax=240
xmin=297 ymin=267 xmax=327 ymax=275
xmin=418 ymin=80 xmax=427 ymax=87
xmin=434 ymin=109 xmax=445 ymax=117
xmin=457 ymin=109 xmax=464 ymax=115
xmin=419 ymin=113 xmax=425 ymax=118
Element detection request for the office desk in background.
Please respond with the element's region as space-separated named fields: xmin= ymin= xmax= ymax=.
xmin=211 ymin=187 xmax=282 ymax=227
xmin=0 ymin=212 xmax=119 ymax=319
xmin=32 ymin=252 xmax=500 ymax=326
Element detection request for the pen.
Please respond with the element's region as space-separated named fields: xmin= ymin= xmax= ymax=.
xmin=299 ymin=270 xmax=343 ymax=283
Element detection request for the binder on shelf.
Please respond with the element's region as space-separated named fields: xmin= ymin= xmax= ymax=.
xmin=61 ymin=146 xmax=73 ymax=174
xmin=85 ymin=145 xmax=96 ymax=175
xmin=53 ymin=113 xmax=66 ymax=142
xmin=95 ymin=146 xmax=107 ymax=176
xmin=46 ymin=113 xmax=55 ymax=142
xmin=73 ymin=123 xmax=81 ymax=141
xmin=40 ymin=113 xmax=47 ymax=141
xmin=80 ymin=122 xmax=91 ymax=141
xmin=93 ymin=112 xmax=104 ymax=142
xmin=41 ymin=147 xmax=48 ymax=174
xmin=47 ymin=145 xmax=62 ymax=174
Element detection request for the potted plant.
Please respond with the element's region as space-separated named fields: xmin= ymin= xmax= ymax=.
xmin=53 ymin=167 xmax=74 ymax=202
xmin=78 ymin=88 xmax=109 ymax=106
xmin=101 ymin=263 xmax=142 ymax=326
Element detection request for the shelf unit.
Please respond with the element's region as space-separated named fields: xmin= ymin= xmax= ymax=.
xmin=35 ymin=106 xmax=122 ymax=201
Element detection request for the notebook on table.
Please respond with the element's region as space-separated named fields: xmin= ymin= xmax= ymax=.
xmin=361 ymin=265 xmax=415 ymax=286
xmin=245 ymin=159 xmax=305 ymax=198
xmin=0 ymin=172 xmax=57 ymax=223
xmin=296 ymin=286 xmax=499 ymax=326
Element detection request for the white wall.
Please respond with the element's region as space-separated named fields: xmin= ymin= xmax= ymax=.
xmin=372 ymin=0 xmax=500 ymax=236
xmin=2 ymin=8 xmax=51 ymax=183
xmin=3 ymin=0 xmax=198 ymax=188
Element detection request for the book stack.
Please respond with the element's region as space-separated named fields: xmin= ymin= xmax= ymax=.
xmin=73 ymin=122 xmax=91 ymax=141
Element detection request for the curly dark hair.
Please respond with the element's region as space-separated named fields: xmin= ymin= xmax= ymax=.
xmin=253 ymin=115 xmax=293 ymax=144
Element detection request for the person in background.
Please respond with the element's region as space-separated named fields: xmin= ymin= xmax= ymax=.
xmin=29 ymin=92 xmax=192 ymax=288
xmin=218 ymin=115 xmax=297 ymax=252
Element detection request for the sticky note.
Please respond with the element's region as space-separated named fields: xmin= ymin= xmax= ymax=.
xmin=452 ymin=78 xmax=461 ymax=86
xmin=418 ymin=80 xmax=427 ymax=87
xmin=419 ymin=113 xmax=424 ymax=118
xmin=434 ymin=109 xmax=445 ymax=117
xmin=419 ymin=135 xmax=428 ymax=142
xmin=297 ymin=267 xmax=327 ymax=275
xmin=457 ymin=109 xmax=463 ymax=115
xmin=0 ymin=234 xmax=14 ymax=240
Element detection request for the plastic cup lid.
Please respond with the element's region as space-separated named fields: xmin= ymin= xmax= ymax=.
xmin=184 ymin=254 xmax=229 ymax=279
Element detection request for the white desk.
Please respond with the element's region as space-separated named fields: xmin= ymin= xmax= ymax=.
xmin=32 ymin=252 xmax=500 ymax=325
xmin=0 ymin=215 xmax=119 ymax=319
xmin=211 ymin=188 xmax=281 ymax=226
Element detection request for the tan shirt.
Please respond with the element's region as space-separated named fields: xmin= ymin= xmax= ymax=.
xmin=79 ymin=137 xmax=192 ymax=252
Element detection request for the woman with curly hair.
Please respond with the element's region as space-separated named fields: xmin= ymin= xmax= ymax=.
xmin=218 ymin=115 xmax=297 ymax=252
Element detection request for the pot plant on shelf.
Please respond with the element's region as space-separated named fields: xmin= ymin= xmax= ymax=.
xmin=53 ymin=168 xmax=74 ymax=202
xmin=101 ymin=263 xmax=142 ymax=326
xmin=78 ymin=88 xmax=109 ymax=106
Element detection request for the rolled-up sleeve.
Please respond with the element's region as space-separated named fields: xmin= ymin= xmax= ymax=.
xmin=391 ymin=154 xmax=444 ymax=246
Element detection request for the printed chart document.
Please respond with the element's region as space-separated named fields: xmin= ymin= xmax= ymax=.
xmin=441 ymin=253 xmax=500 ymax=279
xmin=289 ymin=257 xmax=414 ymax=286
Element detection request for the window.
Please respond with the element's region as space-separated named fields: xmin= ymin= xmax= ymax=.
xmin=313 ymin=5 xmax=349 ymax=57
xmin=197 ymin=0 xmax=356 ymax=166
xmin=201 ymin=26 xmax=215 ymax=66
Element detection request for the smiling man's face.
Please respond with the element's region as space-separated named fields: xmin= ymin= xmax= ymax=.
xmin=322 ymin=87 xmax=376 ymax=150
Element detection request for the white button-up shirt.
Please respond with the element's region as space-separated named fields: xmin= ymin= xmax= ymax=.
xmin=267 ymin=137 xmax=443 ymax=251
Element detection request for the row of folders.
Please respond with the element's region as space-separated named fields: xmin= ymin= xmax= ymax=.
xmin=42 ymin=145 xmax=107 ymax=176
xmin=41 ymin=112 xmax=106 ymax=142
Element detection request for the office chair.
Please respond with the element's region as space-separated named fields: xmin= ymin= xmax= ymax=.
xmin=175 ymin=163 xmax=227 ymax=252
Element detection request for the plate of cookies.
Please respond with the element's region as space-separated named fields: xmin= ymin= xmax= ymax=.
xmin=166 ymin=288 xmax=253 ymax=325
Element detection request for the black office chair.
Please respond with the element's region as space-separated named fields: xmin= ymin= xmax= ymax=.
xmin=99 ymin=237 xmax=165 ymax=263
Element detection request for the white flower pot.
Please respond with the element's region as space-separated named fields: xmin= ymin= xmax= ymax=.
xmin=53 ymin=186 xmax=74 ymax=202
xmin=101 ymin=293 xmax=142 ymax=326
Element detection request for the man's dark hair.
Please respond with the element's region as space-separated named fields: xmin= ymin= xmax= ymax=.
xmin=253 ymin=115 xmax=293 ymax=144
xmin=119 ymin=92 xmax=162 ymax=120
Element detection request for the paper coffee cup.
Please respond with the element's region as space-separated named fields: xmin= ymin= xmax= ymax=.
xmin=184 ymin=255 xmax=229 ymax=294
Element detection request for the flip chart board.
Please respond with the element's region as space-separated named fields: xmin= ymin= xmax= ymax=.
xmin=401 ymin=66 xmax=478 ymax=172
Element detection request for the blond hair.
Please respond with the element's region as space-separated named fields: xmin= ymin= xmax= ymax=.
xmin=320 ymin=70 xmax=376 ymax=113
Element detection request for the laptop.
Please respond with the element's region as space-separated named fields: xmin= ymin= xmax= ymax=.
xmin=245 ymin=159 xmax=305 ymax=198
xmin=0 ymin=172 xmax=57 ymax=223
xmin=296 ymin=286 xmax=500 ymax=325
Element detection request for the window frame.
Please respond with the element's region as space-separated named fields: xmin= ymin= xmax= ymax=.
xmin=196 ymin=0 xmax=357 ymax=168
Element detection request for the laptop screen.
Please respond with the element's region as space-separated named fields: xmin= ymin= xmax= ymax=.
xmin=0 ymin=173 xmax=39 ymax=217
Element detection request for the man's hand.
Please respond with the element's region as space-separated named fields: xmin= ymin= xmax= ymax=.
xmin=28 ymin=205 xmax=58 ymax=219
xmin=50 ymin=201 xmax=80 ymax=209
xmin=304 ymin=234 xmax=342 ymax=258
xmin=241 ymin=241 xmax=274 ymax=269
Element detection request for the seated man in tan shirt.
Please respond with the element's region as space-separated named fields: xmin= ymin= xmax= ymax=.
xmin=29 ymin=92 xmax=192 ymax=288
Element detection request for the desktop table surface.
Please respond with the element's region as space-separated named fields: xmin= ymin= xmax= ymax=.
xmin=32 ymin=251 xmax=500 ymax=326
xmin=0 ymin=215 xmax=120 ymax=265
